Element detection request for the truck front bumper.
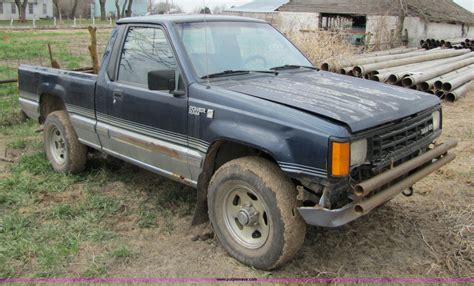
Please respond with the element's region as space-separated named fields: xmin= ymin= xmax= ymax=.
xmin=298 ymin=139 xmax=458 ymax=228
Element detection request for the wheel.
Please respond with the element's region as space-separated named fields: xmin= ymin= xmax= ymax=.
xmin=208 ymin=157 xmax=306 ymax=270
xmin=43 ymin=110 xmax=87 ymax=174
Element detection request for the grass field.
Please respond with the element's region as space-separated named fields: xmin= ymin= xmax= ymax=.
xmin=0 ymin=29 xmax=472 ymax=279
xmin=0 ymin=29 xmax=111 ymax=81
xmin=0 ymin=95 xmax=195 ymax=277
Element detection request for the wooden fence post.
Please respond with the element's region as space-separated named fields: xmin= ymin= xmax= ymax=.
xmin=88 ymin=26 xmax=100 ymax=74
xmin=48 ymin=43 xmax=61 ymax=69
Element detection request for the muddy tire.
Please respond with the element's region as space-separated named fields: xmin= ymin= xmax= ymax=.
xmin=44 ymin=110 xmax=87 ymax=174
xmin=208 ymin=157 xmax=306 ymax=270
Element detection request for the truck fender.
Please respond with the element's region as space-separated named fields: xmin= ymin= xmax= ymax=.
xmin=191 ymin=127 xmax=293 ymax=225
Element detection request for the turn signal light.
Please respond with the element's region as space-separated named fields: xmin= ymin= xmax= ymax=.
xmin=331 ymin=142 xmax=350 ymax=177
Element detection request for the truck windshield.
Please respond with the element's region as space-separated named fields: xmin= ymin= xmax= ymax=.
xmin=175 ymin=21 xmax=312 ymax=79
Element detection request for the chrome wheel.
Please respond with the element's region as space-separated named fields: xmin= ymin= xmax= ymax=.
xmin=223 ymin=185 xmax=270 ymax=249
xmin=48 ymin=125 xmax=67 ymax=165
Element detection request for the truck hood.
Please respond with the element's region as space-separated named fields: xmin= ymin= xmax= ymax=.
xmin=215 ymin=71 xmax=440 ymax=133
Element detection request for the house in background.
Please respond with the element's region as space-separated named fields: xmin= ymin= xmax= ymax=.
xmin=0 ymin=0 xmax=53 ymax=20
xmin=225 ymin=0 xmax=474 ymax=47
xmin=91 ymin=0 xmax=148 ymax=19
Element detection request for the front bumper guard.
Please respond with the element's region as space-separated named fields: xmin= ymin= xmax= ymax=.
xmin=298 ymin=139 xmax=458 ymax=228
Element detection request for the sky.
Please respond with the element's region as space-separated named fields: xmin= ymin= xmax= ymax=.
xmin=164 ymin=0 xmax=474 ymax=13
xmin=454 ymin=0 xmax=474 ymax=12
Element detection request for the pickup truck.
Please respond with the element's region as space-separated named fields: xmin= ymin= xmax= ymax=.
xmin=18 ymin=15 xmax=457 ymax=270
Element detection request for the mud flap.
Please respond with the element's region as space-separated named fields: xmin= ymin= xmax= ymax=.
xmin=191 ymin=176 xmax=209 ymax=225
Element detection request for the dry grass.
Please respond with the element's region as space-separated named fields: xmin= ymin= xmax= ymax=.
xmin=288 ymin=30 xmax=359 ymax=67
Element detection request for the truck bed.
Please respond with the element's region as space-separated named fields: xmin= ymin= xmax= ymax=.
xmin=18 ymin=65 xmax=97 ymax=122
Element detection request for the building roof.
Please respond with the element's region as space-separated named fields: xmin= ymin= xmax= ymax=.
xmin=117 ymin=15 xmax=266 ymax=25
xmin=279 ymin=0 xmax=474 ymax=24
xmin=225 ymin=0 xmax=289 ymax=13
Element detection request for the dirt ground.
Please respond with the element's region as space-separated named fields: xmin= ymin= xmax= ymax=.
xmin=1 ymin=91 xmax=473 ymax=279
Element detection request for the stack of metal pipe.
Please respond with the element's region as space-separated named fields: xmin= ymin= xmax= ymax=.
xmin=320 ymin=47 xmax=474 ymax=102
xmin=420 ymin=38 xmax=474 ymax=51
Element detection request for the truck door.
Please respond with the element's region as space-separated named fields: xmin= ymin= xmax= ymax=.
xmin=96 ymin=25 xmax=193 ymax=184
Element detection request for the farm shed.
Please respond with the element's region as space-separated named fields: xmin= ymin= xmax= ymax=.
xmin=225 ymin=0 xmax=474 ymax=47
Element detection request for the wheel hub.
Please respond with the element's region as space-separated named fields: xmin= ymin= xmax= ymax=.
xmin=237 ymin=205 xmax=259 ymax=226
xmin=48 ymin=126 xmax=67 ymax=164
xmin=223 ymin=186 xmax=270 ymax=249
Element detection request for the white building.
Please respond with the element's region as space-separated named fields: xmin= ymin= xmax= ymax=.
xmin=225 ymin=0 xmax=474 ymax=47
xmin=0 ymin=0 xmax=54 ymax=21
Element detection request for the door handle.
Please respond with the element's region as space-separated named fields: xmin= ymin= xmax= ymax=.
xmin=112 ymin=90 xmax=123 ymax=104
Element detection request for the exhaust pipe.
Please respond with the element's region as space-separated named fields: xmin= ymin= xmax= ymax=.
xmin=354 ymin=153 xmax=456 ymax=214
xmin=354 ymin=139 xmax=458 ymax=198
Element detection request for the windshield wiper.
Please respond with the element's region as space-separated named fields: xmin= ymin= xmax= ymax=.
xmin=270 ymin=65 xmax=318 ymax=71
xmin=201 ymin=70 xmax=278 ymax=79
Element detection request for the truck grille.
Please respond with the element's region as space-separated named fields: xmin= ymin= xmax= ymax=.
xmin=368 ymin=111 xmax=437 ymax=171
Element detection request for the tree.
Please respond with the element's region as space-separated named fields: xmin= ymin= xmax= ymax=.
xmin=152 ymin=1 xmax=182 ymax=14
xmin=193 ymin=6 xmax=211 ymax=14
xmin=70 ymin=0 xmax=79 ymax=18
xmin=115 ymin=0 xmax=121 ymax=18
xmin=99 ymin=0 xmax=107 ymax=21
xmin=212 ymin=4 xmax=226 ymax=15
xmin=126 ymin=0 xmax=133 ymax=17
xmin=14 ymin=0 xmax=28 ymax=22
xmin=53 ymin=0 xmax=62 ymax=21
xmin=115 ymin=0 xmax=134 ymax=19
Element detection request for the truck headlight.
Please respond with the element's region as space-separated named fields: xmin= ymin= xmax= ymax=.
xmin=432 ymin=110 xmax=441 ymax=131
xmin=351 ymin=139 xmax=368 ymax=166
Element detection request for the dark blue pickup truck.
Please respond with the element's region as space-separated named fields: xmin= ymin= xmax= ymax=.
xmin=18 ymin=15 xmax=457 ymax=270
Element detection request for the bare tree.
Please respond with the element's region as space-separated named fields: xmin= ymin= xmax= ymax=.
xmin=115 ymin=0 xmax=134 ymax=19
xmin=53 ymin=0 xmax=62 ymax=21
xmin=397 ymin=0 xmax=408 ymax=46
xmin=126 ymin=0 xmax=133 ymax=17
xmin=14 ymin=0 xmax=29 ymax=22
xmin=115 ymin=0 xmax=121 ymax=19
xmin=70 ymin=0 xmax=79 ymax=18
xmin=152 ymin=2 xmax=182 ymax=14
xmin=99 ymin=0 xmax=107 ymax=21
xmin=212 ymin=4 xmax=226 ymax=15
xmin=193 ymin=6 xmax=211 ymax=14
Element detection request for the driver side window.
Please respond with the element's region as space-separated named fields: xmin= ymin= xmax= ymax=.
xmin=118 ymin=26 xmax=177 ymax=89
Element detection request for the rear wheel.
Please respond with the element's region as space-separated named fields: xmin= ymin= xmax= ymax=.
xmin=208 ymin=157 xmax=306 ymax=270
xmin=44 ymin=110 xmax=87 ymax=174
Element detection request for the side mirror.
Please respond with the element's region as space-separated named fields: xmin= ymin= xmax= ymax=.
xmin=148 ymin=70 xmax=176 ymax=91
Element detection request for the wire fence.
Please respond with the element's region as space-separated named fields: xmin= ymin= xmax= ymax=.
xmin=0 ymin=28 xmax=111 ymax=95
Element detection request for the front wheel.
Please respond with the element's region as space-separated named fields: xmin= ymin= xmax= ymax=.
xmin=44 ymin=110 xmax=87 ymax=174
xmin=208 ymin=157 xmax=306 ymax=270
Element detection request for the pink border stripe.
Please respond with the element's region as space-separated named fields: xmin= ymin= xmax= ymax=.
xmin=0 ymin=277 xmax=473 ymax=284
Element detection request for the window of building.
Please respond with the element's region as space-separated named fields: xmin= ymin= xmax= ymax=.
xmin=28 ymin=3 xmax=34 ymax=14
xmin=0 ymin=3 xmax=4 ymax=14
xmin=43 ymin=4 xmax=47 ymax=15
xmin=118 ymin=27 xmax=177 ymax=87
xmin=11 ymin=3 xmax=16 ymax=14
